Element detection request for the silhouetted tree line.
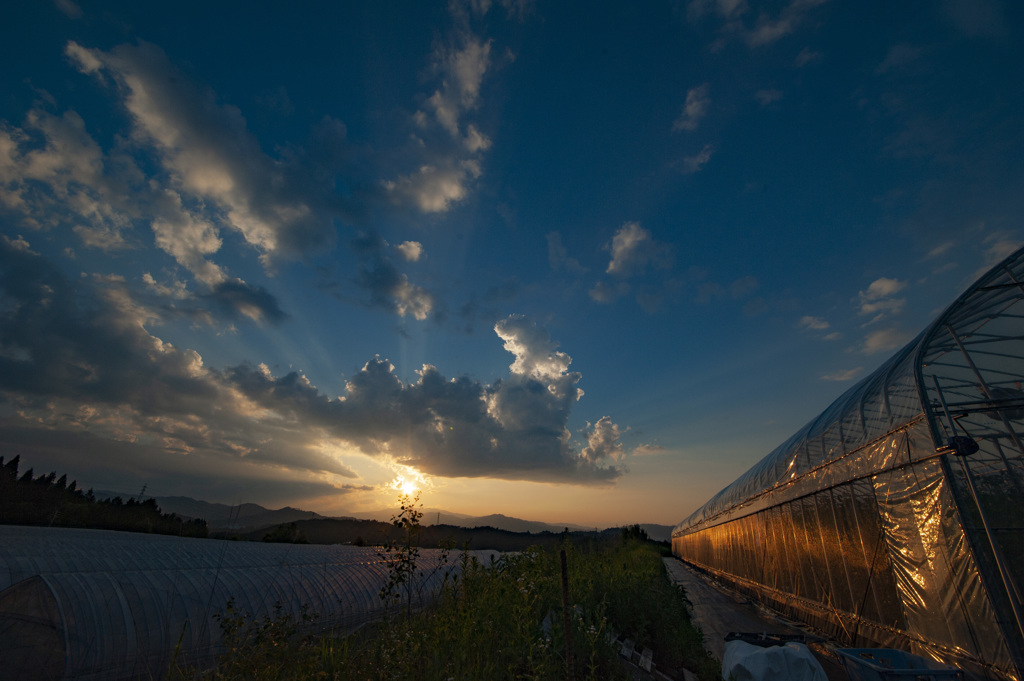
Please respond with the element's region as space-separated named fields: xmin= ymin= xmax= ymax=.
xmin=0 ymin=455 xmax=207 ymax=537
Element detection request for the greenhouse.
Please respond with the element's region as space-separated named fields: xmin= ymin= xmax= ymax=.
xmin=672 ymin=247 xmax=1024 ymax=681
xmin=0 ymin=525 xmax=496 ymax=681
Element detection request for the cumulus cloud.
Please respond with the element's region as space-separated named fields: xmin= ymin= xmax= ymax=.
xmin=605 ymin=222 xmax=673 ymax=277
xmin=396 ymin=240 xmax=424 ymax=262
xmin=494 ymin=315 xmax=575 ymax=384
xmin=0 ymin=245 xmax=627 ymax=489
xmin=672 ymin=84 xmax=710 ymax=132
xmin=582 ymin=417 xmax=624 ymax=463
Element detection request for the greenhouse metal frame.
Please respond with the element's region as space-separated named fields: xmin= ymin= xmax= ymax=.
xmin=673 ymin=247 xmax=1024 ymax=681
xmin=0 ymin=526 xmax=496 ymax=681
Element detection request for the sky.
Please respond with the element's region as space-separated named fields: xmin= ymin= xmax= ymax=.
xmin=1 ymin=0 xmax=1022 ymax=527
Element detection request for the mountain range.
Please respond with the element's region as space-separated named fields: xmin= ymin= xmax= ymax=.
xmin=93 ymin=492 xmax=674 ymax=542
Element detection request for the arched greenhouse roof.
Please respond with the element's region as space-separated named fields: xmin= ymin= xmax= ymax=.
xmin=674 ymin=244 xmax=1024 ymax=537
xmin=0 ymin=525 xmax=497 ymax=681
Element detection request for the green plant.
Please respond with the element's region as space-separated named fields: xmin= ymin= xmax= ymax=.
xmin=377 ymin=492 xmax=424 ymax=616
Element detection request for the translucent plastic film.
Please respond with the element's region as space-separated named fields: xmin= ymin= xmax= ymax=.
xmin=0 ymin=526 xmax=497 ymax=681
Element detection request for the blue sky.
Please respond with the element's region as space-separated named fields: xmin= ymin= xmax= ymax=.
xmin=1 ymin=0 xmax=1021 ymax=526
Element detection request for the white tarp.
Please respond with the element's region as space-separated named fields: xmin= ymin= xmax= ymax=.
xmin=722 ymin=640 xmax=828 ymax=681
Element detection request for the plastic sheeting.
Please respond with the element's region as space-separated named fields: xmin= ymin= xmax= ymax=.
xmin=0 ymin=526 xmax=498 ymax=681
xmin=722 ymin=640 xmax=827 ymax=681
xmin=673 ymin=247 xmax=1024 ymax=681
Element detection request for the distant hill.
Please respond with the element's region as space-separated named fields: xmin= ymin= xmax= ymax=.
xmin=92 ymin=492 xmax=675 ymax=541
xmin=93 ymin=492 xmax=329 ymax=532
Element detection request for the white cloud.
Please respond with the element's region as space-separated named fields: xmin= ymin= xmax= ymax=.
xmin=65 ymin=41 xmax=101 ymax=73
xmin=798 ymin=315 xmax=830 ymax=330
xmin=494 ymin=315 xmax=576 ymax=385
xmin=858 ymin=277 xmax=907 ymax=320
xmin=421 ymin=35 xmax=493 ymax=141
xmin=150 ymin=190 xmax=226 ymax=286
xmin=385 ymin=160 xmax=481 ymax=213
xmin=822 ymin=367 xmax=863 ymax=381
xmin=393 ymin=276 xmax=434 ymax=320
xmin=862 ymin=327 xmax=911 ymax=355
xmin=582 ymin=416 xmax=624 ymax=463
xmin=861 ymin=277 xmax=906 ymax=300
xmin=689 ymin=0 xmax=829 ymax=49
xmin=55 ymin=0 xmax=83 ymax=18
xmin=464 ymin=123 xmax=492 ymax=152
xmin=925 ymin=241 xmax=956 ymax=259
xmin=682 ymin=144 xmax=714 ymax=173
xmin=0 ymin=107 xmax=136 ymax=249
xmin=746 ymin=0 xmax=829 ymax=47
xmin=605 ymin=222 xmax=672 ymax=277
xmin=396 ymin=241 xmax=424 ymax=262
xmin=65 ymin=41 xmax=339 ymax=262
xmin=632 ymin=444 xmax=667 ymax=456
xmin=672 ymin=84 xmax=710 ymax=132
xmin=2 ymin=234 xmax=37 ymax=254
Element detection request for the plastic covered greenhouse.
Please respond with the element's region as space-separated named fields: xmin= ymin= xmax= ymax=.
xmin=672 ymin=247 xmax=1024 ymax=681
xmin=0 ymin=525 xmax=497 ymax=681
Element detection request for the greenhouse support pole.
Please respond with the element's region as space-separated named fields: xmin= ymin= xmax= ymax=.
xmin=932 ymin=375 xmax=1024 ymax=654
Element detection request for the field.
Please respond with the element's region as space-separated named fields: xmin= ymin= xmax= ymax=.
xmin=170 ymin=535 xmax=720 ymax=681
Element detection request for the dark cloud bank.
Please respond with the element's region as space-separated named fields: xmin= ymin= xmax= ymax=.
xmin=0 ymin=241 xmax=625 ymax=498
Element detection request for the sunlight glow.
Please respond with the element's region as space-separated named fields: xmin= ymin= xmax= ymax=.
xmin=389 ymin=468 xmax=429 ymax=497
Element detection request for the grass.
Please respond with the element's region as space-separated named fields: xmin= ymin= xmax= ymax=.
xmin=169 ymin=536 xmax=720 ymax=681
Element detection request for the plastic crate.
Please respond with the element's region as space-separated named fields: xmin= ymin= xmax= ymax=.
xmin=836 ymin=648 xmax=962 ymax=681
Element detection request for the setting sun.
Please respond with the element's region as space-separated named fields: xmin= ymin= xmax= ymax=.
xmin=389 ymin=472 xmax=426 ymax=498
